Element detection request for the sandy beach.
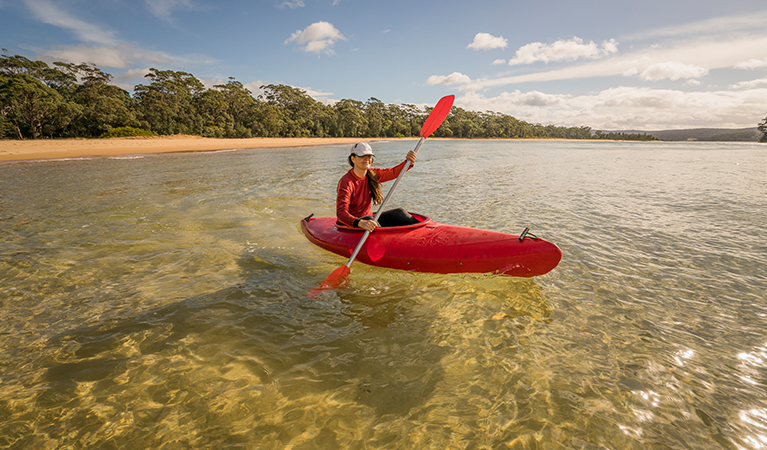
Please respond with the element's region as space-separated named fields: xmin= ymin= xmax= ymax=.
xmin=0 ymin=136 xmax=382 ymax=162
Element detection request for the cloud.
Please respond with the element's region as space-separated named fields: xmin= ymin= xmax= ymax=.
xmin=279 ymin=0 xmax=305 ymax=9
xmin=622 ymin=10 xmax=767 ymax=41
xmin=510 ymin=90 xmax=564 ymax=106
xmin=284 ymin=21 xmax=346 ymax=55
xmin=457 ymin=86 xmax=767 ymax=130
xmin=460 ymin=33 xmax=767 ymax=92
xmin=243 ymin=81 xmax=267 ymax=98
xmin=467 ymin=33 xmax=508 ymax=51
xmin=112 ymin=67 xmax=152 ymax=90
xmin=425 ymin=72 xmax=472 ymax=86
xmin=735 ymin=58 xmax=767 ymax=70
xmin=730 ymin=77 xmax=767 ymax=90
xmin=34 ymin=43 xmax=207 ymax=69
xmin=300 ymin=86 xmax=337 ymax=105
xmin=24 ymin=0 xmax=117 ymax=45
xmin=637 ymin=62 xmax=708 ymax=81
xmin=508 ymin=37 xmax=618 ymax=66
xmin=492 ymin=59 xmax=506 ymax=65
xmin=145 ymin=0 xmax=194 ymax=19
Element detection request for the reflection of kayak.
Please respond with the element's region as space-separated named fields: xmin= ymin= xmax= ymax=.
xmin=301 ymin=213 xmax=562 ymax=277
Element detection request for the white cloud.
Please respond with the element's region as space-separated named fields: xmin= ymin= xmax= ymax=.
xmin=34 ymin=43 xmax=207 ymax=69
xmin=460 ymin=33 xmax=767 ymax=92
xmin=730 ymin=77 xmax=767 ymax=90
xmin=508 ymin=37 xmax=618 ymax=66
xmin=145 ymin=0 xmax=194 ymax=19
xmin=243 ymin=81 xmax=267 ymax=98
xmin=112 ymin=67 xmax=152 ymax=90
xmin=467 ymin=33 xmax=508 ymax=51
xmin=735 ymin=58 xmax=767 ymax=70
xmin=492 ymin=59 xmax=506 ymax=65
xmin=458 ymin=86 xmax=767 ymax=130
xmin=279 ymin=0 xmax=305 ymax=9
xmin=425 ymin=72 xmax=472 ymax=86
xmin=284 ymin=21 xmax=346 ymax=55
xmin=510 ymin=90 xmax=564 ymax=106
xmin=637 ymin=62 xmax=708 ymax=81
xmin=299 ymin=86 xmax=335 ymax=99
xmin=623 ymin=11 xmax=767 ymax=41
xmin=24 ymin=0 xmax=117 ymax=45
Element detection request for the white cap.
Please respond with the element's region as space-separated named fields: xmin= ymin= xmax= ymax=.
xmin=350 ymin=142 xmax=374 ymax=157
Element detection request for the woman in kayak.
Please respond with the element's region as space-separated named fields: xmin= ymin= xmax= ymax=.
xmin=337 ymin=142 xmax=420 ymax=232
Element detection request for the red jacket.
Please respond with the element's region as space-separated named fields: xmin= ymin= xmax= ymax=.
xmin=336 ymin=160 xmax=409 ymax=227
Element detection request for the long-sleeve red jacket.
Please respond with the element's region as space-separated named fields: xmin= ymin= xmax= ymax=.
xmin=336 ymin=160 xmax=409 ymax=227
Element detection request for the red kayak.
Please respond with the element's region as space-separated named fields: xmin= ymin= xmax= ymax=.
xmin=301 ymin=213 xmax=562 ymax=277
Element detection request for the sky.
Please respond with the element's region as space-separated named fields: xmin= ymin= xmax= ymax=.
xmin=2 ymin=0 xmax=767 ymax=131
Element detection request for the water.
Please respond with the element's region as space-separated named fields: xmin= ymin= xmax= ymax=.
xmin=1 ymin=140 xmax=766 ymax=449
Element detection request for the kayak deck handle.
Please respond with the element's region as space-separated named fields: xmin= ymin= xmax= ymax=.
xmin=519 ymin=227 xmax=539 ymax=241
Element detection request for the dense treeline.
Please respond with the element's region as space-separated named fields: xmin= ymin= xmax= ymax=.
xmin=0 ymin=53 xmax=659 ymax=141
xmin=759 ymin=117 xmax=767 ymax=142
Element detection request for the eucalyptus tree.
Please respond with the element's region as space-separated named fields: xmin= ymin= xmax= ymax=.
xmin=55 ymin=62 xmax=136 ymax=137
xmin=260 ymin=84 xmax=329 ymax=137
xmin=134 ymin=68 xmax=205 ymax=135
xmin=448 ymin=107 xmax=482 ymax=138
xmin=363 ymin=97 xmax=389 ymax=137
xmin=0 ymin=73 xmax=70 ymax=139
xmin=0 ymin=52 xmax=76 ymax=138
xmin=332 ymin=99 xmax=367 ymax=137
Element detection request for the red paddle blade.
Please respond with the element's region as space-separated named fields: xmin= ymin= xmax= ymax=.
xmin=306 ymin=265 xmax=350 ymax=297
xmin=420 ymin=95 xmax=455 ymax=138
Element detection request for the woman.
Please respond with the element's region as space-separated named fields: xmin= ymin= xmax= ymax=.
xmin=336 ymin=142 xmax=420 ymax=232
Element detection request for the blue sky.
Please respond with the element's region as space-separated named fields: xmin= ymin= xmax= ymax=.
xmin=2 ymin=0 xmax=767 ymax=130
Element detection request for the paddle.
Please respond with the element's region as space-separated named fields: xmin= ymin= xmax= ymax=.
xmin=307 ymin=94 xmax=455 ymax=297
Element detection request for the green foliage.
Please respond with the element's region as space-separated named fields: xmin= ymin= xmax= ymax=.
xmin=100 ymin=126 xmax=157 ymax=138
xmin=0 ymin=52 xmax=665 ymax=142
xmin=0 ymin=73 xmax=70 ymax=139
xmin=759 ymin=116 xmax=767 ymax=143
xmin=133 ymin=68 xmax=206 ymax=135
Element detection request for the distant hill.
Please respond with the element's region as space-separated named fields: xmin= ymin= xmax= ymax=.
xmin=607 ymin=128 xmax=761 ymax=142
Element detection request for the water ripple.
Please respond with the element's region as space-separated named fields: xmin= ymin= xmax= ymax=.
xmin=1 ymin=141 xmax=766 ymax=448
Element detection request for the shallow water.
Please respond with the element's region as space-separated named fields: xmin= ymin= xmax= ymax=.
xmin=1 ymin=140 xmax=766 ymax=449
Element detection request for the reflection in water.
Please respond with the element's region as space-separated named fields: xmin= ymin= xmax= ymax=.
xmin=1 ymin=141 xmax=766 ymax=448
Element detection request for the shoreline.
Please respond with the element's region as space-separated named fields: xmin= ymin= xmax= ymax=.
xmin=0 ymin=136 xmax=385 ymax=163
xmin=0 ymin=135 xmax=661 ymax=163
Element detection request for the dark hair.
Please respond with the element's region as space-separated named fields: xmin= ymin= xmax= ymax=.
xmin=349 ymin=155 xmax=383 ymax=204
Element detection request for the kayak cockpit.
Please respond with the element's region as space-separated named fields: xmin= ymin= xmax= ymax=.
xmin=334 ymin=212 xmax=432 ymax=232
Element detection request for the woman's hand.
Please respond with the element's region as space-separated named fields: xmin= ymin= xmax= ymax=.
xmin=358 ymin=219 xmax=379 ymax=232
xmin=406 ymin=150 xmax=417 ymax=166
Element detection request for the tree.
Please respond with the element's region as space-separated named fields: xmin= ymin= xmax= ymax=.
xmin=260 ymin=84 xmax=328 ymax=137
xmin=332 ymin=99 xmax=367 ymax=137
xmin=0 ymin=52 xmax=661 ymax=141
xmin=0 ymin=73 xmax=70 ymax=139
xmin=133 ymin=68 xmax=205 ymax=135
xmin=54 ymin=62 xmax=136 ymax=137
xmin=1 ymin=53 xmax=75 ymax=89
xmin=364 ymin=97 xmax=389 ymax=137
xmin=759 ymin=116 xmax=767 ymax=143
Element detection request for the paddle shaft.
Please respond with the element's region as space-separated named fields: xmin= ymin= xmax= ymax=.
xmin=345 ymin=136 xmax=426 ymax=266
